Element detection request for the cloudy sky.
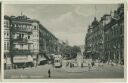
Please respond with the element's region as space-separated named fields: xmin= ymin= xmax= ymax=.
xmin=4 ymin=4 xmax=119 ymax=46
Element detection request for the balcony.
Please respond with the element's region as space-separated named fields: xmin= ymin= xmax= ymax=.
xmin=12 ymin=27 xmax=32 ymax=34
xmin=12 ymin=38 xmax=28 ymax=43
xmin=11 ymin=49 xmax=33 ymax=55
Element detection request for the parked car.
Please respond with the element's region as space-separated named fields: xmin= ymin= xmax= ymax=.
xmin=39 ymin=60 xmax=48 ymax=65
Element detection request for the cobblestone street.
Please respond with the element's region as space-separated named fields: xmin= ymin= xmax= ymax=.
xmin=4 ymin=64 xmax=124 ymax=79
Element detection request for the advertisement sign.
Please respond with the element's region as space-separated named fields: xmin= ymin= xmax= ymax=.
xmin=13 ymin=56 xmax=28 ymax=63
xmin=13 ymin=55 xmax=33 ymax=63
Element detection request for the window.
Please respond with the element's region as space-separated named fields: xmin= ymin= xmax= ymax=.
xmin=21 ymin=44 xmax=23 ymax=49
xmin=23 ymin=25 xmax=25 ymax=28
xmin=4 ymin=42 xmax=6 ymax=50
xmin=34 ymin=26 xmax=36 ymax=29
xmin=7 ymin=31 xmax=9 ymax=36
xmin=4 ymin=32 xmax=6 ymax=36
xmin=18 ymin=24 xmax=20 ymax=27
xmin=14 ymin=24 xmax=16 ymax=27
xmin=21 ymin=25 xmax=23 ymax=28
xmin=20 ymin=25 xmax=22 ymax=28
xmin=7 ymin=42 xmax=9 ymax=50
xmin=22 ymin=34 xmax=24 ymax=38
xmin=19 ymin=34 xmax=21 ymax=38
xmin=28 ymin=36 xmax=30 ymax=39
xmin=7 ymin=33 xmax=8 ymax=36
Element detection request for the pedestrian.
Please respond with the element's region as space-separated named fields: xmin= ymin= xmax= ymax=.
xmin=48 ymin=69 xmax=51 ymax=78
xmin=88 ymin=63 xmax=91 ymax=71
xmin=91 ymin=61 xmax=94 ymax=67
xmin=23 ymin=63 xmax=25 ymax=69
xmin=81 ymin=63 xmax=83 ymax=68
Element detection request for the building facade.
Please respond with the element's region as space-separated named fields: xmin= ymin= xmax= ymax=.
xmin=84 ymin=4 xmax=124 ymax=64
xmin=4 ymin=16 xmax=11 ymax=69
xmin=84 ymin=17 xmax=104 ymax=60
xmin=39 ymin=23 xmax=59 ymax=62
xmin=104 ymin=4 xmax=124 ymax=64
xmin=4 ymin=14 xmax=61 ymax=68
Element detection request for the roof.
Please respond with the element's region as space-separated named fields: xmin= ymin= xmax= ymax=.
xmin=91 ymin=17 xmax=99 ymax=27
xmin=39 ymin=23 xmax=58 ymax=40
xmin=10 ymin=15 xmax=39 ymax=23
xmin=4 ymin=15 xmax=10 ymax=20
xmin=4 ymin=15 xmax=58 ymax=41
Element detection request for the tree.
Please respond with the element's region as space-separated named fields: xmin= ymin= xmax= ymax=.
xmin=61 ymin=45 xmax=81 ymax=59
xmin=61 ymin=45 xmax=72 ymax=59
xmin=71 ymin=46 xmax=81 ymax=59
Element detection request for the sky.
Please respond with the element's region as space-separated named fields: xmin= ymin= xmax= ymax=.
xmin=4 ymin=4 xmax=120 ymax=46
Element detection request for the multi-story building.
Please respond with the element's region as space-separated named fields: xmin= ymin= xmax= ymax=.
xmin=84 ymin=4 xmax=124 ymax=64
xmin=100 ymin=14 xmax=112 ymax=61
xmin=9 ymin=15 xmax=39 ymax=67
xmin=4 ymin=14 xmax=61 ymax=68
xmin=4 ymin=15 xmax=11 ymax=69
xmin=104 ymin=4 xmax=124 ymax=64
xmin=39 ymin=23 xmax=59 ymax=62
xmin=84 ymin=17 xmax=104 ymax=60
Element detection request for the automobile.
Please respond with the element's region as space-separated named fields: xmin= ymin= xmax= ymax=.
xmin=39 ymin=60 xmax=48 ymax=65
xmin=26 ymin=62 xmax=34 ymax=67
xmin=13 ymin=63 xmax=26 ymax=69
xmin=13 ymin=62 xmax=34 ymax=69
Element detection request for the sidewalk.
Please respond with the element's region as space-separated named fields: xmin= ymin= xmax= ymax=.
xmin=62 ymin=66 xmax=98 ymax=73
xmin=4 ymin=63 xmax=124 ymax=79
xmin=61 ymin=63 xmax=124 ymax=73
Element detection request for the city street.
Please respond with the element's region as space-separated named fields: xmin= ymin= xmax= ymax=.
xmin=4 ymin=64 xmax=124 ymax=79
xmin=3 ymin=4 xmax=124 ymax=81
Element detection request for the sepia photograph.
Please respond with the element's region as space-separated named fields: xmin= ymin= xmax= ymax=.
xmin=4 ymin=3 xmax=124 ymax=79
